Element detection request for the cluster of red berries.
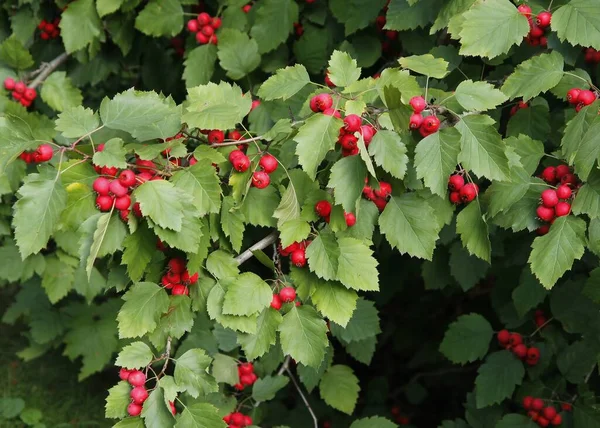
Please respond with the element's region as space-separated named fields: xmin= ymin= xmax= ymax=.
xmin=186 ymin=12 xmax=220 ymax=45
xmin=19 ymin=144 xmax=53 ymax=164
xmin=497 ymin=330 xmax=540 ymax=366
xmin=242 ymin=3 xmax=252 ymax=13
xmin=566 ymin=87 xmax=597 ymax=112
xmin=409 ymin=97 xmax=440 ymax=137
xmin=234 ymin=362 xmax=258 ymax=391
xmin=92 ymin=149 xmax=139 ymax=218
xmin=448 ymin=175 xmax=479 ymax=205
xmin=375 ymin=2 xmax=399 ymax=55
xmin=536 ymin=184 xmax=573 ymax=234
xmin=534 ymin=309 xmax=547 ymax=328
xmin=119 ymin=369 xmax=176 ymax=417
xmin=228 ymin=151 xmax=277 ymax=190
xmin=335 ymin=113 xmax=377 ymax=157
xmin=314 ymin=200 xmax=356 ymax=227
xmin=584 ymin=47 xmax=600 ymax=64
xmin=363 ymin=180 xmax=392 ymax=212
xmin=522 ymin=397 xmax=562 ymax=427
xmin=160 ymin=258 xmax=198 ymax=296
xmin=391 ymin=406 xmax=410 ymax=425
xmin=270 ymin=286 xmax=297 ymax=310
xmin=4 ymin=78 xmax=37 ymax=107
xmin=518 ymin=5 xmax=551 ymax=47
xmin=38 ymin=18 xmax=60 ymax=40
xmin=223 ymin=411 xmax=253 ymax=428
xmin=278 ymin=240 xmax=309 ymax=268
xmin=510 ymin=100 xmax=529 ymax=116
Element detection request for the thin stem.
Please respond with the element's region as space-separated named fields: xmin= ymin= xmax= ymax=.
xmin=210 ymin=135 xmax=264 ymax=148
xmin=158 ymin=337 xmax=172 ymax=377
xmin=563 ymin=72 xmax=600 ymax=92
xmin=285 ymin=366 xmax=318 ymax=428
xmin=29 ymin=52 xmax=69 ymax=89
xmin=424 ymin=76 xmax=430 ymax=102
xmin=234 ymin=231 xmax=279 ymax=265
xmin=529 ymin=317 xmax=554 ymax=337
xmin=277 ymin=355 xmax=291 ymax=376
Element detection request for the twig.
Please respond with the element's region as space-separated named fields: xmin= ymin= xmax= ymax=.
xmin=29 ymin=52 xmax=69 ymax=89
xmin=277 ymin=355 xmax=291 ymax=376
xmin=158 ymin=336 xmax=172 ymax=377
xmin=234 ymin=231 xmax=278 ymax=265
xmin=285 ymin=366 xmax=318 ymax=428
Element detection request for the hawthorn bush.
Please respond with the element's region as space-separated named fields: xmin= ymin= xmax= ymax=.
xmin=1 ymin=0 xmax=600 ymax=427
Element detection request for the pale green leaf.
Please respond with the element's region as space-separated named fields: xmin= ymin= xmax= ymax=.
xmin=171 ymin=160 xmax=222 ymax=216
xmin=59 ymin=0 xmax=103 ymax=53
xmin=552 ymin=0 xmax=600 ymax=51
xmin=238 ymin=308 xmax=282 ymax=359
xmin=133 ymin=181 xmax=185 ymax=231
xmin=306 ymin=228 xmax=340 ymax=281
xmin=456 ymin=201 xmax=491 ymax=262
xmin=105 ymin=381 xmax=131 ymax=419
xmin=220 ymin=196 xmax=245 ymax=252
xmin=117 ymin=282 xmax=170 ymax=338
xmin=174 ymin=349 xmax=217 ymax=398
xmin=414 ymin=127 xmax=461 ymax=196
xmin=328 ymin=50 xmax=361 ymax=87
xmin=121 ymin=223 xmax=156 ymax=282
xmin=211 ymin=354 xmax=239 ymax=385
xmin=319 ymin=365 xmax=360 ymax=414
xmin=141 ymin=388 xmax=175 ymax=428
xmin=279 ymin=219 xmax=311 ymax=249
xmin=455 ymin=80 xmax=508 ymax=111
xmin=183 ymin=45 xmax=218 ymax=87
xmin=399 ymin=54 xmax=449 ymax=78
xmin=312 ymin=280 xmax=358 ymax=327
xmin=40 ymin=72 xmax=83 ymax=112
xmin=240 ymin=186 xmax=280 ymax=227
xmin=222 ymin=272 xmax=272 ymax=316
xmin=258 ymin=64 xmax=311 ymax=101
xmin=92 ymin=138 xmax=128 ymax=169
xmin=217 ymin=29 xmax=261 ymax=80
xmin=336 ymin=237 xmax=379 ymax=291
xmin=440 ymin=314 xmax=493 ymax=364
xmin=501 ymin=51 xmax=564 ymax=102
xmin=294 ymin=113 xmax=343 ymax=179
xmin=135 ymin=0 xmax=183 ymax=37
xmin=174 ymin=403 xmax=226 ymax=428
xmin=328 ymin=155 xmax=367 ymax=214
xmin=0 ymin=36 xmax=34 ymax=69
xmin=97 ymin=0 xmax=124 ymax=17
xmin=368 ymin=130 xmax=408 ymax=180
xmin=115 ymin=342 xmax=153 ymax=369
xmin=252 ymin=375 xmax=290 ymax=402
xmin=273 ymin=183 xmax=301 ymax=228
xmin=279 ymin=305 xmax=329 ymax=368
xmin=55 ymin=106 xmax=100 ymax=138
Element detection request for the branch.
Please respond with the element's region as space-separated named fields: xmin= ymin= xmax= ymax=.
xmin=158 ymin=336 xmax=172 ymax=377
xmin=277 ymin=355 xmax=291 ymax=376
xmin=234 ymin=231 xmax=278 ymax=265
xmin=210 ymin=135 xmax=264 ymax=148
xmin=29 ymin=52 xmax=69 ymax=89
xmin=285 ymin=366 xmax=318 ymax=428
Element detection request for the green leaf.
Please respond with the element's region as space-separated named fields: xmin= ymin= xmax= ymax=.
xmin=456 ymin=202 xmax=490 ymax=262
xmin=171 ymin=160 xmax=222 ymax=216
xmin=449 ymin=242 xmax=489 ymax=291
xmin=59 ymin=0 xmax=103 ymax=53
xmin=345 ymin=336 xmax=376 ymax=365
xmin=331 ymin=298 xmax=380 ymax=342
xmin=329 ymin=0 xmax=388 ymax=36
xmin=319 ymin=365 xmax=360 ymax=414
xmin=458 ymin=0 xmax=529 ymax=58
xmin=55 ymin=106 xmax=100 ymax=138
xmin=279 ymin=305 xmax=329 ymax=368
xmin=113 ymin=418 xmax=145 ymax=428
xmin=133 ymin=181 xmax=185 ymax=231
xmin=529 ymin=216 xmax=587 ymax=289
xmin=174 ymin=403 xmax=226 ymax=428
xmin=573 ymin=169 xmax=600 ymax=218
xmin=294 ymin=113 xmax=344 ymax=179
xmin=399 ymin=54 xmax=449 ymax=78
xmin=122 ymin=223 xmax=156 ymax=282
xmin=222 ymin=272 xmax=272 ymax=316
xmin=252 ymin=375 xmax=290 ymax=402
xmin=385 ymin=0 xmax=442 ymax=32
xmin=557 ymin=340 xmax=600 ymax=384
xmin=273 ymin=183 xmax=301 ymax=228
xmin=206 ymin=251 xmax=239 ymax=280
xmin=238 ymin=308 xmax=282 ymax=359
xmin=40 ymin=71 xmax=83 ymax=112
xmin=183 ymin=82 xmax=252 ymax=131
xmin=41 ymin=255 xmax=75 ymax=304
xmin=150 ymin=196 xmax=203 ymax=254
xmin=501 ymin=52 xmax=564 ymax=102
xmin=455 ymin=80 xmax=508 ymax=112
xmin=0 ymin=36 xmax=34 ymax=69
xmin=258 ymin=64 xmax=311 ymax=101
xmin=240 ymin=186 xmax=280 ymax=227
xmin=207 ymin=280 xmax=257 ymax=333
xmin=293 ymin=26 xmax=330 ymax=74
xmin=561 ymin=101 xmax=600 ymax=166
xmin=174 ymin=349 xmax=217 ymax=398
xmin=117 ymin=282 xmax=170 ymax=338
xmin=495 ymin=415 xmax=537 ymax=428
xmin=82 ymin=212 xmax=126 ymax=278
xmin=312 ymin=280 xmax=358 ymax=327
xmin=115 ymin=342 xmax=153 ymax=369
xmin=414 ymin=127 xmax=461 ymax=196
xmin=336 ymin=237 xmax=379 ymax=291
xmin=328 ymin=155 xmax=367 ymax=214
xmin=183 ymin=45 xmax=218 ymax=87
xmin=141 ymin=388 xmax=175 ymax=428
xmin=97 ymin=0 xmax=124 ymax=17
xmin=92 ymin=138 xmax=128 ymax=169
xmin=306 ymin=228 xmax=340 ymax=281
xmin=217 ymin=29 xmax=261 ymax=80
xmin=456 ymin=114 xmax=510 ymax=181
xmin=105 ymin=381 xmax=131 ymax=419
xmin=211 ymin=354 xmax=239 ymax=386
xmin=368 ymin=130 xmax=408 ymax=180
xmin=220 ymin=196 xmax=245 ymax=252
xmin=430 ymin=0 xmax=478 ymax=33
xmin=504 ymin=135 xmax=545 ymax=176
xmin=574 ymin=404 xmax=600 ymax=428
xmin=250 ymin=0 xmax=298 ymax=54
xmin=440 ymin=314 xmax=493 ymax=364
xmin=135 ymin=0 xmax=183 ymax=37
xmin=350 ymin=417 xmax=397 ymax=428
xmin=512 ymin=268 xmax=548 ymax=318
xmin=328 ymin=50 xmax=361 ymax=87
xmin=13 ymin=170 xmax=67 ymax=258
xmin=507 ymin=104 xmax=551 ymax=143
xmin=150 ymin=295 xmax=194 ymax=345
xmin=552 ymin=0 xmax=600 ymax=51
xmin=379 ymin=194 xmax=442 ymax=260
xmin=475 ymin=350 xmax=525 ymax=408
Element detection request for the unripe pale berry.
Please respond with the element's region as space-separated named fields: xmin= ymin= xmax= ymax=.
xmin=127 ymin=403 xmax=142 ymax=417
xmin=259 ymin=154 xmax=278 ymax=173
xmin=537 ymin=205 xmax=555 ymax=222
xmin=409 ymin=113 xmax=423 ymax=130
xmin=566 ymin=88 xmax=580 ymax=104
xmin=556 ymin=184 xmax=572 ymax=199
xmin=409 ymin=96 xmax=427 ymax=113
xmin=130 ymin=386 xmax=149 ymax=404
xmin=344 ymin=212 xmax=356 ymax=227
xmin=290 ymin=249 xmax=306 ymax=267
xmin=279 ymin=286 xmax=297 ymax=302
xmin=540 ymin=189 xmax=559 ymax=208
xmin=315 ymin=200 xmax=332 ymax=217
xmin=448 ymin=175 xmax=465 ymax=191
xmin=343 ymin=114 xmax=362 ymax=133
xmin=96 ymin=195 xmax=114 ymax=211
xmin=555 ymin=201 xmax=571 ymax=217
xmin=252 ymin=171 xmax=270 ymax=189
xmin=128 ymin=370 xmax=146 ymax=387
xmin=270 ymin=294 xmax=282 ymax=310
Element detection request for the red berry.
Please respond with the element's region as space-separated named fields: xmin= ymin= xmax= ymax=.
xmin=555 ymin=164 xmax=570 ymax=179
xmin=343 ymin=114 xmax=362 ymax=133
xmin=208 ymin=129 xmax=224 ymax=144
xmin=115 ymin=195 xmax=131 ymax=210
xmin=422 ymin=116 xmax=441 ymax=133
xmin=449 ymin=191 xmax=461 ymax=204
xmin=518 ymin=4 xmax=532 ymax=16
xmin=513 ymin=344 xmax=527 ymax=359
xmin=537 ymin=225 xmax=550 ymax=235
xmin=543 ymin=407 xmax=557 ymax=420
xmin=315 ymin=200 xmax=332 ymax=217
xmin=339 ymin=133 xmax=358 ymax=151
xmin=324 ymin=72 xmax=335 ymax=87
xmin=374 ymin=181 xmax=392 ymax=199
xmin=344 ymin=212 xmax=356 ymax=227
xmin=270 ymin=294 xmax=282 ymax=310
xmin=172 ymin=284 xmax=189 ymax=295
xmin=165 ymin=271 xmax=181 ymax=285
xmin=168 ymin=258 xmax=186 ymax=274
xmin=448 ymin=175 xmax=465 ymax=191
xmin=169 ymin=401 xmax=176 ymax=415
xmin=290 ymin=249 xmax=307 ymax=267
xmin=133 ymin=202 xmax=142 ymax=217
xmin=23 ymin=88 xmax=37 ymax=101
xmin=540 ymin=189 xmax=559 ymax=208
xmin=527 ymin=347 xmax=541 ymax=365
xmin=127 ymin=403 xmax=142 ymax=417
xmin=373 ymin=197 xmax=387 ymax=212
xmin=409 ymin=113 xmax=424 ymax=130
xmin=409 ymin=96 xmax=427 ymax=113
xmin=459 ymin=183 xmax=479 ymax=203
xmin=556 ymin=184 xmax=572 ymax=199
xmin=528 ymin=410 xmax=539 ymax=421
xmin=228 ymin=149 xmax=245 ymax=162
xmin=279 ymin=242 xmax=300 ymax=256
xmin=551 ymin=414 xmax=562 ymax=426
xmin=538 ymin=417 xmax=549 ymax=427
xmin=497 ymin=329 xmax=511 ymax=345
xmin=196 ymin=31 xmax=209 ymax=44
xmin=532 ymin=398 xmax=544 ymax=411
xmin=259 ymin=154 xmax=278 ymax=173
xmin=252 ymin=171 xmax=270 ymax=189
xmin=96 ymin=195 xmax=114 ymax=211
xmin=130 ymin=386 xmax=149 ymax=404
xmin=35 ymin=144 xmax=53 ymax=162
xmin=561 ymin=403 xmax=572 ymax=412
xmin=197 ymin=12 xmax=211 ymax=26
xmin=232 ymin=154 xmax=250 ymax=172
xmin=109 ymin=180 xmax=128 ymax=197
xmin=530 ymin=23 xmax=544 ymax=38
xmin=211 ymin=17 xmax=222 ymax=29
xmin=578 ymin=90 xmax=596 ymax=106
xmin=243 ymin=416 xmax=253 ymax=426
xmin=279 ymin=286 xmax=297 ymax=302
xmin=309 ymin=94 xmax=333 ymax=112
xmin=555 ymin=201 xmax=571 ymax=217
xmin=360 ymin=125 xmax=376 ymax=145
xmin=523 ymin=396 xmax=533 ymax=410
xmin=135 ymin=158 xmax=155 ymax=172
xmin=181 ymin=270 xmax=199 ymax=284
xmin=201 ymin=25 xmax=214 ymax=37
xmin=14 ymin=81 xmax=26 ymax=94
xmin=509 ymin=333 xmax=522 ymax=346
xmin=537 ymin=11 xmax=552 ymax=28
xmin=228 ymin=130 xmax=243 ymax=140
xmin=128 ymin=370 xmax=146 ymax=387
xmin=541 ymin=166 xmax=557 ymax=184
xmin=4 ymin=77 xmax=15 ymax=90
xmin=117 ymin=169 xmax=135 ymax=187
xmin=537 ymin=205 xmax=555 ymax=222
xmin=239 ymin=362 xmax=254 ymax=375
xmin=231 ymin=412 xmax=245 ymax=425
xmin=561 ymin=173 xmax=577 ymax=186
xmin=187 ymin=19 xmax=199 ymax=32
xmin=322 ymin=108 xmax=341 ymax=118
xmin=119 ymin=368 xmax=131 ymax=380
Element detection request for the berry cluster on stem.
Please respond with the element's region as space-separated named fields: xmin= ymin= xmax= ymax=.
xmin=38 ymin=18 xmax=60 ymax=40
xmin=314 ymin=200 xmax=356 ymax=227
xmin=270 ymin=286 xmax=298 ymax=310
xmin=363 ymin=179 xmax=392 ymax=212
xmin=187 ymin=12 xmax=220 ymax=45
xmin=409 ymin=96 xmax=440 ymax=137
xmin=19 ymin=144 xmax=53 ymax=164
xmin=448 ymin=174 xmax=478 ymax=205
xmin=223 ymin=411 xmax=253 ymax=428
xmin=118 ymin=369 xmax=150 ymax=417
xmin=234 ymin=362 xmax=258 ymax=391
xmin=536 ymin=165 xmax=578 ymax=234
xmin=518 ymin=5 xmax=551 ymax=47
xmin=161 ymin=257 xmax=198 ymax=296
xmin=523 ymin=396 xmax=563 ymax=427
xmin=4 ymin=77 xmax=37 ymax=107
xmin=278 ymin=240 xmax=310 ymax=268
xmin=497 ymin=330 xmax=540 ymax=366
